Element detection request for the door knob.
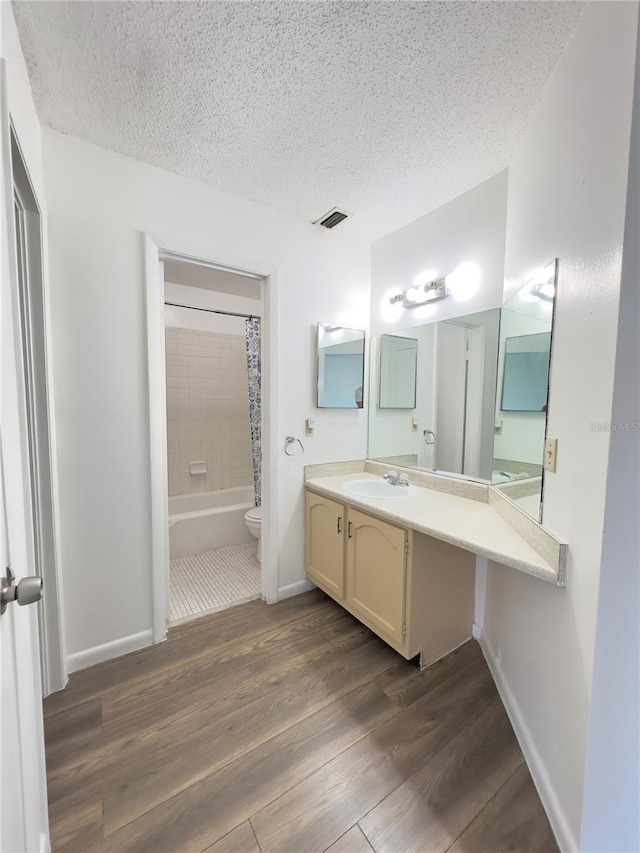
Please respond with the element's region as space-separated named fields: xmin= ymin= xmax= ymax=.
xmin=0 ymin=567 xmax=43 ymax=615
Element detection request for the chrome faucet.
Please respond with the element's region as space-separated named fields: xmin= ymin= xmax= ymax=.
xmin=382 ymin=470 xmax=410 ymax=487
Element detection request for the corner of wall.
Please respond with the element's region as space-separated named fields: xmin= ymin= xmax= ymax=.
xmin=479 ymin=634 xmax=577 ymax=852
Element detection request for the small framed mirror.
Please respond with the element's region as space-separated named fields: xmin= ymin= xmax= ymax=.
xmin=492 ymin=259 xmax=558 ymax=521
xmin=379 ymin=334 xmax=418 ymax=409
xmin=316 ymin=323 xmax=365 ymax=409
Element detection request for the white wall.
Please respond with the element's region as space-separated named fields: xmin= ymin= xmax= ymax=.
xmin=164 ymin=305 xmax=246 ymax=335
xmin=481 ymin=4 xmax=638 ymax=849
xmin=43 ymin=129 xmax=370 ymax=661
xmin=580 ymin=17 xmax=640 ymax=850
xmin=370 ymin=170 xmax=508 ymax=336
xmin=164 ymin=282 xmax=255 ymax=335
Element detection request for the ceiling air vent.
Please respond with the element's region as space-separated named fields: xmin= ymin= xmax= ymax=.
xmin=314 ymin=207 xmax=350 ymax=229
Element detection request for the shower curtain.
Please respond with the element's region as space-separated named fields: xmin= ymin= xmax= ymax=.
xmin=244 ymin=318 xmax=262 ymax=507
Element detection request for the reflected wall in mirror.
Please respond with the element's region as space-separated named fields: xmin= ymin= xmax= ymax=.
xmin=379 ymin=334 xmax=418 ymax=408
xmin=369 ymin=309 xmax=500 ymax=481
xmin=492 ymin=259 xmax=557 ymax=521
xmin=316 ymin=323 xmax=365 ymax=408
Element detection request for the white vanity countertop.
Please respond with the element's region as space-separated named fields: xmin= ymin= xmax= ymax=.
xmin=306 ymin=472 xmax=561 ymax=584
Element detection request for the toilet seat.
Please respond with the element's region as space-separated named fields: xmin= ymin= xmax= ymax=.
xmin=245 ymin=506 xmax=262 ymax=523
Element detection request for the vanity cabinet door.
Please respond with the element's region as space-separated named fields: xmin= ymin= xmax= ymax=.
xmin=346 ymin=508 xmax=407 ymax=646
xmin=305 ymin=492 xmax=345 ymax=599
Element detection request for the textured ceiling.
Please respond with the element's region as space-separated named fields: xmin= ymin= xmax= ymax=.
xmin=13 ymin=1 xmax=582 ymax=241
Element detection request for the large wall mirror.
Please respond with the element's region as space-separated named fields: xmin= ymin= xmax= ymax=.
xmin=316 ymin=323 xmax=365 ymax=408
xmin=369 ymin=308 xmax=500 ymax=481
xmin=492 ymin=259 xmax=557 ymax=521
xmin=379 ymin=335 xmax=418 ymax=408
xmin=367 ymin=259 xmax=558 ymax=523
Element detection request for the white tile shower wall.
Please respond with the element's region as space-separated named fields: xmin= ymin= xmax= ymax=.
xmin=165 ymin=327 xmax=253 ymax=495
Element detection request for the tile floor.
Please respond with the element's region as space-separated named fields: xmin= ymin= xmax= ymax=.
xmin=169 ymin=542 xmax=261 ymax=624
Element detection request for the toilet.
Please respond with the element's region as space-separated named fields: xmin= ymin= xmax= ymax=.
xmin=244 ymin=506 xmax=262 ymax=562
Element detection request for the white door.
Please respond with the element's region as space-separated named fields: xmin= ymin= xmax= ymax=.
xmin=0 ymin=61 xmax=50 ymax=853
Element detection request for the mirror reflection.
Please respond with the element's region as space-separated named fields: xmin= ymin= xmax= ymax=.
xmin=492 ymin=259 xmax=557 ymax=521
xmin=316 ymin=323 xmax=365 ymax=409
xmin=379 ymin=335 xmax=418 ymax=408
xmin=369 ymin=309 xmax=500 ymax=481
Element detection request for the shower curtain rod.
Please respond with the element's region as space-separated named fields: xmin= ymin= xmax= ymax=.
xmin=164 ymin=301 xmax=259 ymax=321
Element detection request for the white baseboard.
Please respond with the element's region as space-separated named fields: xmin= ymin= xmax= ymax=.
xmin=479 ymin=635 xmax=576 ymax=853
xmin=277 ymin=579 xmax=315 ymax=600
xmin=472 ymin=622 xmax=483 ymax=640
xmin=67 ymin=629 xmax=154 ymax=673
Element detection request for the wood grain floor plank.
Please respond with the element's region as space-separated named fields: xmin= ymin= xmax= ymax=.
xmin=44 ymin=698 xmax=102 ymax=765
xmin=46 ymin=632 xmax=331 ymax=805
xmin=47 ymin=780 xmax=103 ymax=853
xmin=100 ymin=606 xmax=351 ymax=734
xmin=448 ymin=763 xmax=559 ymax=853
xmin=102 ymin=636 xmax=399 ymax=833
xmin=102 ymin=606 xmax=343 ymax=716
xmin=46 ymin=606 xmax=355 ymax=803
xmin=324 ymin=825 xmax=374 ymax=853
xmin=45 ymin=592 xmax=555 ymax=853
xmin=100 ymin=680 xmax=399 ymax=852
xmin=250 ymin=660 xmax=498 ymax=853
xmin=359 ymin=699 xmax=523 ymax=853
xmin=43 ymin=590 xmax=328 ymax=718
xmin=204 ymin=821 xmax=261 ymax=853
xmin=322 ymin=611 xmax=376 ymax=653
xmin=374 ymin=639 xmax=482 ymax=710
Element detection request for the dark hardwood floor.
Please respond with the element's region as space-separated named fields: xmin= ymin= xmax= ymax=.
xmin=43 ymin=589 xmax=557 ymax=853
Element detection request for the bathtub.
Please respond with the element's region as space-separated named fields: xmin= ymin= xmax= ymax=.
xmin=168 ymin=486 xmax=254 ymax=560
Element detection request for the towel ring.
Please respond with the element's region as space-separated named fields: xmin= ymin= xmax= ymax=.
xmin=284 ymin=436 xmax=304 ymax=456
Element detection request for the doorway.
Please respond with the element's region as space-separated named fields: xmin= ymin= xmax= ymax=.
xmin=163 ymin=262 xmax=263 ymax=623
xmin=434 ymin=319 xmax=487 ymax=479
xmin=145 ymin=238 xmax=279 ymax=642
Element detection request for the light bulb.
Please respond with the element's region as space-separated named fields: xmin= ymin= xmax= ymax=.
xmin=381 ymin=289 xmax=404 ymax=323
xmin=446 ymin=262 xmax=481 ymax=302
xmin=404 ymin=286 xmax=422 ymax=303
xmin=413 ymin=269 xmax=438 ymax=288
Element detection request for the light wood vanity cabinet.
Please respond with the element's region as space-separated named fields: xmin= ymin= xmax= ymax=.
xmin=305 ymin=488 xmax=475 ymax=667
xmin=305 ymin=492 xmax=345 ymax=599
xmin=346 ymin=507 xmax=407 ymax=646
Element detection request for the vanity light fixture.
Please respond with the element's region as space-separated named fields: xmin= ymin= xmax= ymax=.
xmin=389 ymin=278 xmax=449 ymax=310
xmin=445 ymin=262 xmax=482 ymax=302
xmin=388 ymin=261 xmax=483 ymax=312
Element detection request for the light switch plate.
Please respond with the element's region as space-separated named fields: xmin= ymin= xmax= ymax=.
xmin=544 ymin=437 xmax=558 ymax=472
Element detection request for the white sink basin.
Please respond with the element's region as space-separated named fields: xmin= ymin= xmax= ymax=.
xmin=343 ymin=478 xmax=418 ymax=499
